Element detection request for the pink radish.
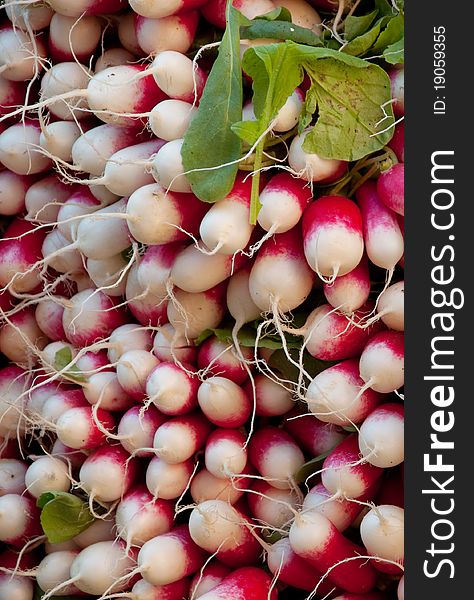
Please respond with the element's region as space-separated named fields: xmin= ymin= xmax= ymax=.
xmin=86 ymin=253 xmax=128 ymax=297
xmin=118 ymin=405 xmax=167 ymax=457
xmin=125 ymin=263 xmax=169 ymax=328
xmin=36 ymin=550 xmax=81 ymax=596
xmin=257 ymin=172 xmax=312 ymax=234
xmin=0 ymin=306 xmax=48 ymax=365
xmin=135 ymin=12 xmax=199 ymax=56
xmin=136 ymin=242 xmax=186 ymax=298
xmin=248 ymin=479 xmax=299 ymax=528
xmin=41 ymin=389 xmax=90 ymax=425
xmin=127 ymin=182 xmax=208 ymax=245
xmin=358 ymin=403 xmax=404 ymax=468
xmin=47 ymin=0 xmax=125 ymax=17
xmin=153 ymin=412 xmax=213 ymax=464
xmin=151 ymin=50 xmax=207 ymax=103
xmin=198 ymin=337 xmax=253 ymax=385
xmin=377 ymin=163 xmax=404 ymax=216
xmin=323 ymin=255 xmax=371 ymax=313
xmin=25 ymin=174 xmax=74 ymax=224
xmin=249 ymin=226 xmax=314 ymax=312
xmin=289 ymin=510 xmax=377 ymax=593
xmin=56 ymin=405 xmax=115 ymax=450
xmin=108 ymin=323 xmax=153 ymax=364
xmin=376 ymin=280 xmax=404 ymax=331
xmin=198 ymin=376 xmax=251 ymax=428
xmin=189 ymin=499 xmax=261 ymax=567
xmin=153 ymin=323 xmax=198 ymax=365
xmin=190 ymin=467 xmax=248 ymax=505
xmin=289 ymin=128 xmax=348 ymax=183
xmin=48 ymin=13 xmax=102 ymax=63
xmin=56 ymin=187 xmax=102 ymax=243
xmin=79 ymin=444 xmax=138 ymax=503
xmin=83 ymin=371 xmax=134 ymax=412
xmin=35 ymin=299 xmax=66 ymax=342
xmin=0 ymin=121 xmax=51 ymax=174
xmin=374 ymin=466 xmax=404 ymax=509
xmin=195 ymin=567 xmax=278 ymax=599
xmin=284 ymin=408 xmax=346 ymax=455
xmin=305 ymin=359 xmax=381 ymax=425
xmin=6 ymin=4 xmax=52 ymax=31
xmin=146 ymin=456 xmax=194 ymax=500
xmin=388 ymin=121 xmax=404 ymax=163
xmin=359 ymin=330 xmax=404 ymax=393
xmin=118 ymin=12 xmax=145 ymax=56
xmin=321 ymin=434 xmax=383 ymax=499
xmin=146 ymin=361 xmax=199 ymax=416
xmin=0 ymin=26 xmax=47 ymax=82
xmin=204 ymin=428 xmax=248 ymax=480
xmin=0 ymin=459 xmax=27 ymax=496
xmin=24 ymin=455 xmax=70 ymax=498
xmin=389 ymin=67 xmax=404 ymax=117
xmin=137 ymin=525 xmax=207 ymax=587
xmin=116 ymin=349 xmax=160 ymax=400
xmin=0 ymin=76 xmax=25 ymax=118
xmin=398 ymin=576 xmax=404 ymax=600
xmin=130 ymin=578 xmax=191 ymax=600
xmin=41 ymin=229 xmax=84 ymax=275
xmin=116 ymin=485 xmax=175 ymax=547
xmin=360 ymin=505 xmax=404 ymax=574
xmin=201 ymin=0 xmax=276 ymax=28
xmin=189 ymin=562 xmax=230 ymax=598
xmin=302 ymin=482 xmax=364 ymax=532
xmin=302 ymin=195 xmax=364 ymax=279
xmin=149 ymin=99 xmax=197 ymax=141
xmin=356 ymin=181 xmax=404 ymax=271
xmin=0 ymin=493 xmax=42 ymax=546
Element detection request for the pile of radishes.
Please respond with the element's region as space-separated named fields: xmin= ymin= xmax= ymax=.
xmin=0 ymin=0 xmax=405 ymax=598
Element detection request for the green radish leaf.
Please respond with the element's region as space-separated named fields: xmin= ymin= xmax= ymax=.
xmin=342 ymin=424 xmax=358 ymax=432
xmin=384 ymin=36 xmax=404 ymax=64
xmin=37 ymin=492 xmax=95 ymax=543
xmin=268 ymin=348 xmax=335 ymax=383
xmin=371 ymin=14 xmax=404 ymax=53
xmin=241 ymin=20 xmax=322 ymax=46
xmin=344 ymin=10 xmax=378 ymax=41
xmin=374 ymin=0 xmax=396 ymax=17
xmin=342 ymin=18 xmax=385 ymax=56
xmin=294 ymin=450 xmax=331 ymax=484
xmin=252 ymin=7 xmax=293 ymax=22
xmin=210 ymin=325 xmax=302 ymax=350
xmin=53 ymin=347 xmax=88 ymax=383
xmin=181 ymin=5 xmax=245 ymax=203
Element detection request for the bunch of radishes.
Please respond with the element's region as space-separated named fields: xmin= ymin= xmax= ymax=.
xmin=0 ymin=0 xmax=405 ymax=599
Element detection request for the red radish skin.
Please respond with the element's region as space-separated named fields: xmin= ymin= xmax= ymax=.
xmin=135 ymin=11 xmax=199 ymax=56
xmin=321 ymin=434 xmax=383 ymax=500
xmin=0 ymin=171 xmax=34 ymax=216
xmin=374 ymin=467 xmax=404 ymax=509
xmin=205 ymin=428 xmax=248 ymax=480
xmin=289 ymin=510 xmax=377 ymax=593
xmin=302 ymin=482 xmax=364 ymax=532
xmin=356 ymin=181 xmax=404 ymax=271
xmin=83 ymin=371 xmax=135 ymax=412
xmin=198 ymin=337 xmax=253 ymax=385
xmin=35 ymin=299 xmax=66 ymax=341
xmin=267 ymin=537 xmax=335 ymax=595
xmin=302 ymin=196 xmax=364 ymax=279
xmin=137 ymin=242 xmax=187 ymax=298
xmin=126 ymin=263 xmax=169 ymax=328
xmin=190 ymin=562 xmax=230 ymax=598
xmin=196 ymin=567 xmax=278 ymax=599
xmin=41 ymin=388 xmax=89 ymax=425
xmin=0 ymin=76 xmax=25 ymax=118
xmin=359 ymin=331 xmax=405 ymax=393
xmin=189 ymin=500 xmax=262 ymax=568
xmin=283 ymin=407 xmax=346 ymax=456
xmin=323 ymin=255 xmax=371 ymax=313
xmin=0 ymin=493 xmax=42 ymax=546
xmin=56 ymin=406 xmax=115 ymax=450
xmin=248 ymin=427 xmax=305 ymax=490
xmin=118 ymin=405 xmax=167 ymax=457
xmin=131 ymin=577 xmax=192 ymax=600
xmin=388 ymin=121 xmax=404 ymax=163
xmin=51 ymin=440 xmax=88 ymax=470
xmin=389 ymin=67 xmax=404 ymax=117
xmin=197 ymin=376 xmax=251 ymax=428
xmin=153 ymin=412 xmax=213 ymax=464
xmin=377 ymin=163 xmax=404 ymax=216
xmin=147 ymin=361 xmax=199 ymax=416
xmin=331 ymin=594 xmax=386 ymax=600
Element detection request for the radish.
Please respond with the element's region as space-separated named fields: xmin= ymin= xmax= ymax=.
xmin=198 ymin=174 xmax=254 ymax=254
xmin=190 ymin=467 xmax=248 ymax=505
xmin=376 ymin=280 xmax=404 ymax=331
xmin=24 ymin=455 xmax=70 ymax=498
xmin=153 ymin=412 xmax=213 ymax=464
xmin=359 ymin=331 xmax=404 ymax=393
xmin=356 ymin=181 xmax=404 ymax=272
xmin=26 ymin=378 xmax=62 ymax=418
xmin=283 ymin=409 xmax=346 ymax=456
xmin=47 ymin=0 xmax=125 ymax=17
xmin=117 ymin=12 xmax=144 ymax=56
xmin=389 ymin=67 xmax=404 ymax=117
xmin=95 ymin=48 xmax=136 ymax=72
xmin=79 ymin=444 xmax=138 ymax=503
xmin=149 ymin=99 xmax=197 ymax=141
xmin=48 ymin=13 xmax=102 ymax=63
xmin=249 ymin=226 xmax=314 ymax=313
xmin=39 ymin=62 xmax=92 ymax=121
xmin=204 ymin=428 xmax=248 ymax=480
xmin=273 ymin=0 xmax=322 ymax=34
xmin=170 ymin=241 xmax=248 ymax=293
xmin=125 ymin=264 xmax=169 ymax=328
xmin=62 ymin=288 xmax=127 ymax=347
xmin=0 ymin=306 xmax=48 ymax=365
xmin=116 ymin=349 xmax=160 ymax=400
xmin=302 ymin=195 xmax=364 ymax=280
xmin=189 ymin=499 xmax=261 ymax=567
xmin=118 ymin=405 xmax=167 ymax=457
xmin=146 ymin=361 xmax=199 ymax=416
xmin=248 ymin=480 xmax=299 ymax=528
xmin=248 ymin=426 xmax=305 ymax=490
xmin=289 ymin=128 xmax=348 ymax=183
xmin=398 ymin=575 xmax=404 ymax=600
xmin=83 ymin=372 xmax=134 ymax=412
xmin=195 ymin=567 xmax=278 ymax=599
xmin=116 ymin=485 xmax=175 ymax=547
xmin=360 ymin=505 xmax=404 ymax=573
xmin=73 ymin=515 xmax=115 ymax=548
xmin=126 ymin=182 xmax=208 ymax=246
xmin=323 ymin=255 xmax=371 ymax=313
xmin=267 ymin=537 xmax=334 ymax=594
xmin=86 ymin=253 xmax=128 ymax=297
xmin=153 ymin=323 xmax=198 ymax=365
xmin=257 ymin=172 xmax=312 ymax=234
xmin=0 ymin=572 xmax=34 ymax=600
xmin=56 ymin=405 xmax=115 ymax=450
xmin=374 ymin=466 xmax=404 ymax=509
xmin=151 ymin=138 xmax=192 ymax=193
xmin=198 ymin=337 xmax=253 ymax=385
xmin=388 ymin=121 xmax=404 ymax=163
xmin=151 ymin=50 xmax=207 ymax=103
xmin=0 ymin=26 xmax=47 ymax=82
xmin=41 ymin=340 xmax=77 ymax=377
xmin=5 ymin=4 xmax=54 ymax=31
xmin=0 ymin=121 xmax=51 ymax=175
xmin=137 ymin=242 xmax=187 ymax=298
xmin=0 ymin=493 xmax=42 ymax=546
xmin=68 ymin=540 xmax=137 ymax=595
xmin=51 ymin=439 xmax=88 ymax=470
xmin=36 ymin=550 xmax=81 ymax=596
xmin=167 ymin=283 xmax=227 ymax=342
xmin=146 ymin=456 xmax=194 ymax=500
xmin=57 ymin=187 xmax=102 ymax=243
xmin=41 ymin=388 xmax=88 ymax=424
xmin=377 ymin=163 xmax=404 ymax=216
xmin=305 ymin=359 xmax=381 ymax=425
xmin=302 ymin=482 xmax=364 ymax=532
xmin=0 ymin=171 xmax=34 ymax=216
xmin=198 ymin=376 xmax=251 ymax=428
xmin=41 ymin=229 xmax=84 ymax=275
xmin=201 ymin=0 xmax=277 ymax=28
xmin=321 ymin=434 xmax=383 ymax=499
xmin=39 ymin=121 xmax=84 ymax=164
xmin=189 ymin=562 xmax=230 ymax=598
xmin=108 ymin=323 xmax=153 ymax=364
xmin=0 ymin=459 xmax=27 ymax=496
xmin=25 ymin=174 xmax=73 ymax=224
xmin=358 ymin=403 xmax=404 ymax=468
xmin=0 ymin=365 xmax=30 ymax=438
xmin=130 ymin=0 xmax=209 ymax=18
xmin=0 ymin=76 xmax=25 ymax=118
xmin=289 ymin=510 xmax=377 ymax=593
xmin=129 ymin=577 xmax=191 ymax=600
xmin=226 ymin=265 xmax=261 ymax=327
xmin=135 ymin=12 xmax=200 ymax=56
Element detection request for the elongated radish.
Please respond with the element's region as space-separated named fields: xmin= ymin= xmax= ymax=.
xmin=0 ymin=26 xmax=47 ymax=82
xmin=153 ymin=323 xmax=198 ymax=365
xmin=48 ymin=13 xmax=102 ymax=63
xmin=0 ymin=306 xmax=48 ymax=365
xmin=153 ymin=412 xmax=213 ymax=464
xmin=83 ymin=371 xmax=134 ymax=412
xmin=356 ymin=181 xmax=404 ymax=271
xmin=289 ymin=128 xmax=348 ymax=183
xmin=0 ymin=459 xmax=27 ymax=496
xmin=146 ymin=456 xmax=194 ymax=500
xmin=0 ymin=493 xmax=42 ymax=546
xmin=305 ymin=359 xmax=381 ymax=425
xmin=289 ymin=510 xmax=377 ymax=593
xmin=108 ymin=323 xmax=153 ymax=364
xmin=198 ymin=377 xmax=251 ymax=428
xmin=248 ymin=479 xmax=299 ymax=528
xmin=36 ymin=550 xmax=81 ymax=596
xmin=79 ymin=444 xmax=138 ymax=502
xmin=118 ymin=405 xmax=166 ymax=457
xmin=116 ymin=350 xmax=160 ymax=401
xmin=190 ymin=562 xmax=230 ymax=598
xmin=360 ymin=505 xmax=404 ymax=574
xmin=130 ymin=0 xmax=209 ymax=18
xmin=39 ymin=120 xmax=85 ymax=164
xmin=204 ymin=428 xmax=248 ymax=480
xmin=149 ymin=99 xmax=197 ymax=141
xmin=24 ymin=455 xmax=70 ymax=498
xmin=125 ymin=263 xmax=169 ymax=328
xmin=196 ymin=567 xmax=278 ymax=600
xmin=135 ymin=12 xmax=199 ymax=56
xmin=198 ymin=337 xmax=252 ymax=385
xmin=226 ymin=265 xmax=261 ymax=326
xmin=376 ymin=280 xmax=404 ymax=331
xmin=136 ymin=242 xmax=186 ymax=298
xmin=42 ymin=229 xmax=84 ymax=274
xmin=190 ymin=468 xmax=246 ymax=505
xmin=116 ymin=485 xmax=175 ymax=547
xmin=73 ymin=515 xmax=115 ymax=548
xmin=41 ymin=389 xmax=92 ymax=425
xmin=321 ymin=434 xmax=383 ymax=499
xmin=189 ymin=500 xmax=261 ymax=567
xmin=359 ymin=330 xmax=404 ymax=393
xmin=302 ymin=482 xmax=363 ymax=532
xmin=146 ymin=361 xmax=198 ymax=415
xmin=127 ymin=182 xmax=208 ymax=245
xmin=25 ymin=174 xmax=74 ymax=224
xmin=0 ymin=121 xmax=51 ymax=175
xmin=377 ymin=163 xmax=404 ymax=216
xmin=51 ymin=439 xmax=88 ymax=470
xmin=249 ymin=226 xmax=314 ymax=312
xmin=151 ymin=50 xmax=207 ymax=103
xmin=118 ymin=12 xmax=144 ymax=56
xmin=244 ymin=375 xmax=295 ymax=417
xmin=358 ymin=403 xmax=404 ymax=468
xmin=323 ymin=255 xmax=371 ymax=313
xmin=56 ymin=405 xmax=115 ymax=450
xmin=151 ymin=138 xmax=192 ymax=193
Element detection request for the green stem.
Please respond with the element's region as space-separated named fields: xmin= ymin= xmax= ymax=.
xmin=249 ymin=141 xmax=265 ymax=225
